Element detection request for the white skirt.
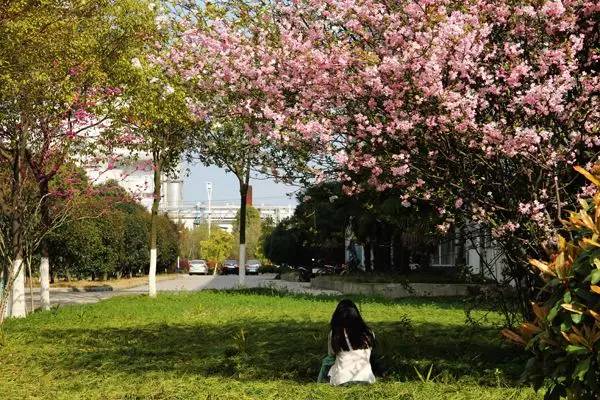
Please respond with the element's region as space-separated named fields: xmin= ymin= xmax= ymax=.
xmin=328 ymin=348 xmax=376 ymax=386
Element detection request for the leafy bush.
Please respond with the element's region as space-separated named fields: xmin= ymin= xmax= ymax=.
xmin=47 ymin=185 xmax=179 ymax=280
xmin=178 ymin=258 xmax=190 ymax=273
xmin=155 ymin=214 xmax=179 ymax=272
xmin=503 ymin=166 xmax=600 ymax=399
xmin=118 ymin=203 xmax=150 ymax=277
xmin=201 ymin=229 xmax=234 ymax=265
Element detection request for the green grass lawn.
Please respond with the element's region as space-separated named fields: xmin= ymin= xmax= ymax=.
xmin=0 ymin=289 xmax=541 ymax=399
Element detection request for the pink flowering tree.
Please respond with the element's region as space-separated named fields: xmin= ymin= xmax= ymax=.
xmin=164 ymin=2 xmax=310 ymax=285
xmin=162 ymin=0 xmax=599 ymax=307
xmin=242 ymin=0 xmax=599 ymax=319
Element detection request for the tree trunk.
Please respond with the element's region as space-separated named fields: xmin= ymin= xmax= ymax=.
xmin=237 ymin=163 xmax=251 ymax=286
xmin=389 ymin=233 xmax=394 ymax=270
xmin=8 ymin=258 xmax=25 ymax=318
xmin=27 ymin=259 xmax=34 ymax=313
xmin=396 ymin=232 xmax=411 ymax=274
xmin=1 ymin=262 xmax=7 ymax=305
xmin=39 ymin=180 xmax=51 ymax=310
xmin=10 ymin=129 xmax=26 ymax=318
xmin=149 ymin=151 xmax=161 ymax=298
xmin=455 ymin=224 xmax=466 ymax=270
xmin=1 ymin=130 xmax=27 ymax=321
xmin=238 ymin=180 xmax=248 ymax=286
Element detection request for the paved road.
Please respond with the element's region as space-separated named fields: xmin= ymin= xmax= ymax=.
xmin=24 ymin=273 xmax=339 ymax=312
xmin=122 ymin=272 xmax=277 ymax=292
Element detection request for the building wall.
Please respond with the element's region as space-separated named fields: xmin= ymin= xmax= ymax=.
xmin=85 ymin=152 xmax=183 ymax=213
xmin=85 ymin=151 xmax=294 ymax=232
xmin=432 ymin=225 xmax=505 ymax=282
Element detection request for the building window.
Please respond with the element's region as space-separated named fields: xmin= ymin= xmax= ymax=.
xmin=431 ymin=237 xmax=456 ymax=267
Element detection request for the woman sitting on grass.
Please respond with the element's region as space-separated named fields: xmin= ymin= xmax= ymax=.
xmin=319 ymin=299 xmax=376 ymax=386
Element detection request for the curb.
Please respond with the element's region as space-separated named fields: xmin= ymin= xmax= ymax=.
xmin=28 ymin=287 xmax=76 ymax=294
xmin=30 ymin=286 xmax=114 ymax=293
xmin=73 ymin=285 xmax=114 ymax=293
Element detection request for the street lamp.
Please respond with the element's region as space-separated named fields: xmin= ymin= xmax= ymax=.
xmin=206 ymin=181 xmax=213 ymax=237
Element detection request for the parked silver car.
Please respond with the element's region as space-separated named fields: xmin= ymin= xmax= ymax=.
xmin=245 ymin=259 xmax=261 ymax=275
xmin=189 ymin=259 xmax=208 ymax=275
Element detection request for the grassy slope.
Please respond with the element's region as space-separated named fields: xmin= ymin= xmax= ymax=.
xmin=0 ymin=290 xmax=540 ymax=400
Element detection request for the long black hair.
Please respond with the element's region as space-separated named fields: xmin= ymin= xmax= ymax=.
xmin=330 ymin=299 xmax=374 ymax=353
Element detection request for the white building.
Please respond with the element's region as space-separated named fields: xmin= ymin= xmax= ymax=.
xmin=187 ymin=202 xmax=294 ymax=232
xmin=85 ymin=151 xmax=183 ymax=213
xmin=85 ymin=153 xmax=295 ymax=231
xmin=430 ymin=227 xmax=506 ymax=281
xmin=345 ymin=224 xmax=505 ymax=282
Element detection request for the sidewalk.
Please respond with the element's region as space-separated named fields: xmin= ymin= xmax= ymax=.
xmin=26 ymin=274 xmax=181 ymax=293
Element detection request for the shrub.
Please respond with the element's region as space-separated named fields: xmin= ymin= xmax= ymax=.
xmin=155 ymin=214 xmax=179 ymax=272
xmin=207 ymin=260 xmax=222 ymax=275
xmin=503 ymin=166 xmax=600 ymax=400
xmin=178 ymin=258 xmax=190 ymax=273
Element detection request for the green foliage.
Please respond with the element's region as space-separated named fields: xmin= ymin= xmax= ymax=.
xmin=155 ymin=214 xmax=179 ymax=272
xmin=255 ymin=216 xmax=275 ymax=264
xmin=117 ymin=202 xmax=150 ymax=277
xmin=232 ymin=206 xmax=262 ymax=258
xmin=0 ymin=292 xmax=538 ymax=399
xmin=504 ymin=167 xmax=600 ymax=399
xmin=263 ymin=218 xmax=307 ymax=266
xmin=48 ymin=216 xmax=105 ymax=279
xmin=200 ymin=229 xmax=235 ymax=265
xmin=0 ymin=0 xmax=155 ymax=110
xmin=263 ymin=182 xmax=441 ymax=268
xmin=180 ymin=224 xmax=210 ymax=260
xmin=46 ymin=183 xmax=178 ymax=280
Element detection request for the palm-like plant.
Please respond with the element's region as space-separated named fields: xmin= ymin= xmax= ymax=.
xmin=503 ymin=166 xmax=600 ymax=399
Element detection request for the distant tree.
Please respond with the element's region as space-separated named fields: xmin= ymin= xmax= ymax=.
xmin=232 ymin=206 xmax=262 ymax=259
xmin=165 ymin=2 xmax=310 ymax=285
xmin=264 ymin=182 xmax=441 ymax=270
xmin=118 ymin=202 xmax=149 ymax=278
xmin=200 ymin=229 xmax=234 ymax=266
xmin=44 ymin=179 xmax=178 ymax=281
xmin=109 ymin=2 xmax=192 ymax=297
xmin=256 ymin=217 xmax=276 ymax=264
xmin=262 ymin=219 xmax=307 ymax=267
xmin=180 ymin=224 xmax=209 ymax=260
xmin=155 ymin=214 xmax=179 ymax=273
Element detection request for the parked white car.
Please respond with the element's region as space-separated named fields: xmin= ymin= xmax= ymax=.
xmin=189 ymin=259 xmax=208 ymax=275
xmin=245 ymin=259 xmax=261 ymax=275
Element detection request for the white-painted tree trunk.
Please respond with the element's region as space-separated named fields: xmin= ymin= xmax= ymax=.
xmin=149 ymin=248 xmax=157 ymax=297
xmin=9 ymin=258 xmax=26 ymax=318
xmin=238 ymin=243 xmax=246 ymax=286
xmin=39 ymin=257 xmax=50 ymax=310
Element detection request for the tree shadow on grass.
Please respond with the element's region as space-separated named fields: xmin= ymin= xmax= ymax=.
xmin=31 ymin=317 xmax=526 ymax=387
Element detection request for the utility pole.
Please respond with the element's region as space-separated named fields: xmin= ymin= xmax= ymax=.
xmin=206 ymin=181 xmax=213 ymax=237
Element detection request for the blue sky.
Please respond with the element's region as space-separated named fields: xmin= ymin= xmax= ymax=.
xmin=182 ymin=162 xmax=300 ymax=207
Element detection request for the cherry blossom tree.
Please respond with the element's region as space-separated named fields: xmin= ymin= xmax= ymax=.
xmin=167 ymin=0 xmax=598 ymax=315
xmin=232 ymin=0 xmax=598 ymax=317
xmin=164 ymin=1 xmax=310 ymax=285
